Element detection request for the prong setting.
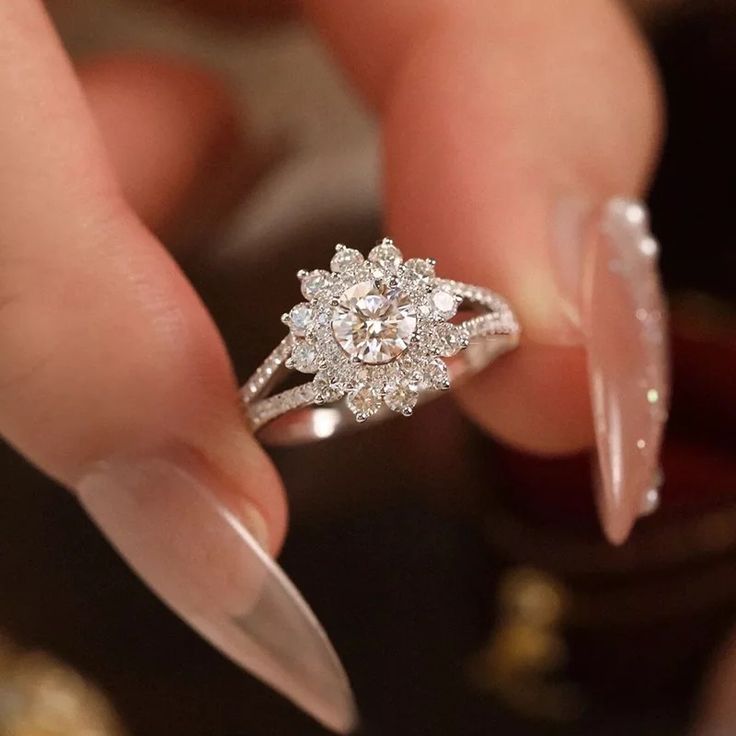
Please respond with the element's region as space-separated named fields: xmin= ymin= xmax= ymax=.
xmin=278 ymin=239 xmax=507 ymax=422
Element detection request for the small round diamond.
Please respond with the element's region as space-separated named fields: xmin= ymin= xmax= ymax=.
xmin=313 ymin=371 xmax=343 ymax=403
xmin=384 ymin=380 xmax=418 ymax=415
xmin=288 ymin=303 xmax=313 ymax=337
xmin=425 ymin=358 xmax=450 ymax=390
xmin=404 ymin=258 xmax=436 ymax=278
xmin=332 ymin=281 xmax=417 ymax=364
xmin=430 ymin=286 xmax=458 ymax=320
xmin=300 ymin=269 xmax=332 ymax=300
xmin=330 ymin=246 xmax=364 ymax=273
xmin=434 ymin=323 xmax=468 ymax=357
xmin=368 ymin=240 xmax=402 ymax=267
xmin=347 ymin=385 xmax=382 ymax=421
xmin=290 ymin=341 xmax=318 ymax=373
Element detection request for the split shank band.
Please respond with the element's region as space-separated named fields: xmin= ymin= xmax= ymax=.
xmin=241 ymin=247 xmax=519 ymax=446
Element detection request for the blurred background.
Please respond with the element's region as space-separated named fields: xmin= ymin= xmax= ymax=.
xmin=1 ymin=1 xmax=734 ymax=734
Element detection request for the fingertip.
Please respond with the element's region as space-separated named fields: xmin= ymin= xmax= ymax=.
xmin=206 ymin=415 xmax=290 ymax=555
xmin=456 ymin=342 xmax=594 ymax=457
xmin=76 ymin=447 xmax=354 ymax=731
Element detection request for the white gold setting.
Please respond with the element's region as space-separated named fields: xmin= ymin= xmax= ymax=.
xmin=242 ymin=239 xmax=520 ymax=444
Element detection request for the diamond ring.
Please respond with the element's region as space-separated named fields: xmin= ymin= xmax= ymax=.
xmin=241 ymin=239 xmax=520 ymax=444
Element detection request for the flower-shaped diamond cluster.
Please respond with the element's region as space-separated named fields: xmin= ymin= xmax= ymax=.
xmin=282 ymin=239 xmax=469 ymax=422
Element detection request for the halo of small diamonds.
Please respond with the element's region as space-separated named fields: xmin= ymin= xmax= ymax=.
xmin=283 ymin=238 xmax=468 ymax=421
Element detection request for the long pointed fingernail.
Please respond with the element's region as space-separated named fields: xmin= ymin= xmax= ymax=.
xmin=555 ymin=197 xmax=670 ymax=544
xmin=76 ymin=452 xmax=357 ymax=733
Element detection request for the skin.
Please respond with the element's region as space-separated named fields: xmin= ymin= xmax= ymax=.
xmin=78 ymin=55 xmax=243 ymax=237
xmin=0 ymin=0 xmax=662 ymax=556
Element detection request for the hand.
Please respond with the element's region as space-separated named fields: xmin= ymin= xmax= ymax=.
xmin=0 ymin=1 xmax=663 ymax=731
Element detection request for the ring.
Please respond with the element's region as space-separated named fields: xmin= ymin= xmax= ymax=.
xmin=241 ymin=239 xmax=520 ymax=445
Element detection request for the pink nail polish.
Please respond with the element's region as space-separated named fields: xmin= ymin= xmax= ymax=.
xmin=76 ymin=453 xmax=357 ymax=733
xmin=581 ymin=197 xmax=670 ymax=544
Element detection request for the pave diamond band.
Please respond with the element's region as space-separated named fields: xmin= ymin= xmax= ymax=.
xmin=241 ymin=240 xmax=520 ymax=445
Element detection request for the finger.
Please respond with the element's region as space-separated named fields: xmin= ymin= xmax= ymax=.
xmin=304 ymin=0 xmax=661 ymax=440
xmin=178 ymin=0 xmax=295 ymax=23
xmin=304 ymin=0 xmax=667 ymax=543
xmin=0 ymin=29 xmax=281 ymax=541
xmin=78 ymin=54 xmax=256 ymax=243
xmin=0 ymin=4 xmax=354 ymax=728
xmin=78 ymin=54 xmax=236 ymax=230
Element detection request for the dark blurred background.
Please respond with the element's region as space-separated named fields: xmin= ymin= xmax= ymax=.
xmin=1 ymin=1 xmax=735 ymax=735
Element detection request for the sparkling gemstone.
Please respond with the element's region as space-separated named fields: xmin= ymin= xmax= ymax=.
xmin=331 ymin=281 xmax=417 ymax=364
xmin=313 ymin=371 xmax=343 ymax=403
xmin=621 ymin=199 xmax=648 ymax=227
xmin=288 ymin=303 xmax=313 ymax=336
xmin=352 ymin=365 xmax=372 ymax=385
xmin=430 ymin=286 xmax=458 ymax=320
xmin=290 ymin=341 xmax=318 ymax=373
xmin=639 ymin=235 xmax=659 ymax=258
xmin=399 ymin=352 xmax=418 ymax=372
xmin=425 ymin=358 xmax=450 ymax=390
xmin=640 ymin=487 xmax=660 ymax=515
xmin=433 ymin=323 xmax=468 ymax=357
xmin=404 ymin=258 xmax=436 ymax=278
xmin=370 ymin=265 xmax=387 ymax=282
xmin=368 ymin=240 xmax=403 ymax=267
xmin=346 ymin=385 xmax=382 ymax=421
xmin=330 ymin=246 xmax=364 ymax=273
xmin=384 ymin=380 xmax=418 ymax=415
xmin=300 ymin=269 xmax=332 ymax=300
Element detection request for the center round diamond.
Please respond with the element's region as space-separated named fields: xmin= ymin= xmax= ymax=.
xmin=332 ymin=281 xmax=417 ymax=364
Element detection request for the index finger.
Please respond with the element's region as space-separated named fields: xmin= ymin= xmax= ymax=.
xmin=304 ymin=0 xmax=667 ymax=543
xmin=0 ymin=3 xmax=355 ymax=729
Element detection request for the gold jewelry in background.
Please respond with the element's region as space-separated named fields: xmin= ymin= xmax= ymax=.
xmin=470 ymin=568 xmax=583 ymax=722
xmin=0 ymin=632 xmax=127 ymax=736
